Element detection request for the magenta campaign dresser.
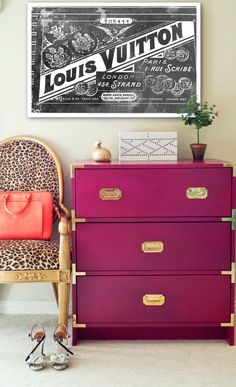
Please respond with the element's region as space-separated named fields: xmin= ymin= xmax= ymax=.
xmin=71 ymin=160 xmax=236 ymax=345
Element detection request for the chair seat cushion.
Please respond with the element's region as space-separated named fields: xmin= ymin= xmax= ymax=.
xmin=0 ymin=240 xmax=59 ymax=271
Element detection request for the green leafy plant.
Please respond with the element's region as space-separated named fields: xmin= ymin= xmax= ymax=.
xmin=181 ymin=96 xmax=219 ymax=144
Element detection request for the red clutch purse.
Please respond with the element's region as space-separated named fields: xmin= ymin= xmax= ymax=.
xmin=0 ymin=191 xmax=53 ymax=240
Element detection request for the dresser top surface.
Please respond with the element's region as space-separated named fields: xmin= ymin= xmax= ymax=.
xmin=71 ymin=159 xmax=232 ymax=170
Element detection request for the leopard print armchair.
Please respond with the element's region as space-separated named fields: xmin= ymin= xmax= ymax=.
xmin=0 ymin=136 xmax=70 ymax=328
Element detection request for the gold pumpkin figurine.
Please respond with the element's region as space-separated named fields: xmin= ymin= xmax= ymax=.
xmin=92 ymin=140 xmax=112 ymax=162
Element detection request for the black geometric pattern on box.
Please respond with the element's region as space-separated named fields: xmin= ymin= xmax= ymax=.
xmin=120 ymin=138 xmax=177 ymax=160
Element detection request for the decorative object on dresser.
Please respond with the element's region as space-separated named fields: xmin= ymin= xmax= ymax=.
xmin=92 ymin=140 xmax=112 ymax=162
xmin=71 ymin=159 xmax=235 ymax=345
xmin=181 ymin=96 xmax=219 ymax=161
xmin=0 ymin=136 xmax=71 ymax=329
xmin=119 ymin=132 xmax=177 ymax=161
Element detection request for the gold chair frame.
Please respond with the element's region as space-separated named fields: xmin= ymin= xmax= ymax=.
xmin=0 ymin=136 xmax=71 ymax=328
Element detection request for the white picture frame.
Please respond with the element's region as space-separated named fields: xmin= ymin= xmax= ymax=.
xmin=28 ymin=2 xmax=201 ymax=117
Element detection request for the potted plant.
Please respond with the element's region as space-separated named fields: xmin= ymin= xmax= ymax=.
xmin=181 ymin=96 xmax=219 ymax=160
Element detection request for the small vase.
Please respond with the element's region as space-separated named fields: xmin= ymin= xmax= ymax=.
xmin=190 ymin=143 xmax=207 ymax=161
xmin=92 ymin=140 xmax=112 ymax=162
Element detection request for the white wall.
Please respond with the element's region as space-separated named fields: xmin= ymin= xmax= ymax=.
xmin=0 ymin=0 xmax=236 ymax=304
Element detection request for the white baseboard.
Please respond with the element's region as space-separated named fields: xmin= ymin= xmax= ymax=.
xmin=0 ymin=300 xmax=58 ymax=314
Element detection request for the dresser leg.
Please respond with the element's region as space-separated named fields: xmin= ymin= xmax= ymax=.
xmin=72 ymin=327 xmax=78 ymax=346
xmin=226 ymin=327 xmax=235 ymax=346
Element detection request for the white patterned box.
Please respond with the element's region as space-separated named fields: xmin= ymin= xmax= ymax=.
xmin=119 ymin=132 xmax=177 ymax=161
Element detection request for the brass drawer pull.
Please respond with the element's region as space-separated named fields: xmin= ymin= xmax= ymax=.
xmin=186 ymin=187 xmax=208 ymax=199
xmin=142 ymin=241 xmax=164 ymax=253
xmin=143 ymin=294 xmax=165 ymax=306
xmin=99 ymin=188 xmax=122 ymax=200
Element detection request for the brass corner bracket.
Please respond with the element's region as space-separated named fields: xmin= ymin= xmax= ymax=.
xmin=70 ymin=163 xmax=84 ymax=178
xmin=223 ymin=162 xmax=236 ymax=177
xmin=221 ymin=262 xmax=236 ymax=284
xmin=71 ymin=209 xmax=86 ymax=231
xmin=221 ymin=313 xmax=235 ymax=327
xmin=72 ymin=314 xmax=86 ymax=328
xmin=222 ymin=209 xmax=236 ymax=230
xmin=72 ymin=263 xmax=86 ymax=284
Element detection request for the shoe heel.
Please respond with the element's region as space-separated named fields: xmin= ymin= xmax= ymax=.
xmin=50 ymin=323 xmax=73 ymax=370
xmin=25 ymin=324 xmax=46 ymax=371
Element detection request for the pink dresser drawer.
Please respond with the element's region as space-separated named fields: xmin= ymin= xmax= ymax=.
xmin=75 ymin=168 xmax=232 ymax=218
xmin=76 ymin=222 xmax=231 ymax=271
xmin=76 ymin=275 xmax=230 ymax=324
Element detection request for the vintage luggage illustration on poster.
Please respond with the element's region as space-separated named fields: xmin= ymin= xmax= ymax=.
xmin=28 ymin=2 xmax=200 ymax=117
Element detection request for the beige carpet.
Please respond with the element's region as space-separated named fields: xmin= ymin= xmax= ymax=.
xmin=0 ymin=314 xmax=236 ymax=387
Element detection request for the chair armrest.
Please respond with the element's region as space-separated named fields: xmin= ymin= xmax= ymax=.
xmin=59 ymin=203 xmax=70 ymax=219
xmin=58 ymin=217 xmax=71 ymax=270
xmin=54 ymin=203 xmax=70 ymax=221
xmin=58 ymin=216 xmax=70 ymax=236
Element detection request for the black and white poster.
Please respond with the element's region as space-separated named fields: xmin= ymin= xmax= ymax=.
xmin=28 ymin=2 xmax=201 ymax=117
